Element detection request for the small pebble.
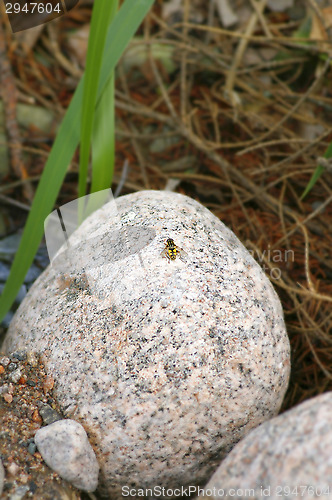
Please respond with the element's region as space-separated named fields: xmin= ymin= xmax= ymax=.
xmin=0 ymin=356 xmax=10 ymax=367
xmin=9 ymin=368 xmax=22 ymax=383
xmin=18 ymin=374 xmax=27 ymax=384
xmin=7 ymin=462 xmax=20 ymax=476
xmin=0 ymin=384 xmax=9 ymax=394
xmin=34 ymin=419 xmax=99 ymax=492
xmin=28 ymin=442 xmax=37 ymax=455
xmin=0 ymin=383 xmax=13 ymax=395
xmin=11 ymin=352 xmax=26 ymax=361
xmin=42 ymin=375 xmax=54 ymax=394
xmin=32 ymin=409 xmax=42 ymax=423
xmin=38 ymin=402 xmax=62 ymax=425
xmin=3 ymin=393 xmax=13 ymax=403
xmin=8 ymin=484 xmax=30 ymax=500
xmin=29 ymin=481 xmax=37 ymax=494
xmin=26 ymin=351 xmax=39 ymax=367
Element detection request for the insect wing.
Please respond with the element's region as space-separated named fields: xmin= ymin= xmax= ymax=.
xmin=177 ymin=246 xmax=188 ymax=262
xmin=161 ymin=248 xmax=170 ymax=261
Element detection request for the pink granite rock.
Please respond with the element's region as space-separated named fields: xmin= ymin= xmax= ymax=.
xmin=3 ymin=191 xmax=290 ymax=497
xmin=198 ymin=392 xmax=332 ymax=500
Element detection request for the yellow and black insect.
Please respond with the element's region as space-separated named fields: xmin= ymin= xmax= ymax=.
xmin=161 ymin=238 xmax=188 ymax=263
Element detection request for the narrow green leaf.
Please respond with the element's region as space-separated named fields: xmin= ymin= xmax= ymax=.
xmin=91 ymin=73 xmax=115 ymax=193
xmin=84 ymin=74 xmax=115 ymax=218
xmin=300 ymin=165 xmax=325 ymax=200
xmin=79 ymin=0 xmax=118 ymax=199
xmin=301 ymin=141 xmax=332 ymax=199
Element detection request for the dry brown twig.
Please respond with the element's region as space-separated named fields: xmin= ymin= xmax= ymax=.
xmin=0 ymin=18 xmax=34 ymax=202
xmin=224 ymin=0 xmax=267 ymax=112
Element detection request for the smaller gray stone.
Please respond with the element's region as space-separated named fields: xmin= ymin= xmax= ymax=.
xmin=0 ymin=459 xmax=4 ymax=496
xmin=0 ymin=355 xmax=10 ymax=367
xmin=0 ymin=384 xmax=10 ymax=395
xmin=38 ymin=402 xmax=62 ymax=425
xmin=26 ymin=351 xmax=39 ymax=367
xmin=9 ymin=485 xmax=30 ymax=500
xmin=34 ymin=419 xmax=99 ymax=492
xmin=9 ymin=368 xmax=22 ymax=383
xmin=28 ymin=442 xmax=37 ymax=455
xmin=11 ymin=352 xmax=26 ymax=361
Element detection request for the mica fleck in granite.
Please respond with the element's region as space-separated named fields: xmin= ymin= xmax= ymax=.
xmin=198 ymin=392 xmax=332 ymax=499
xmin=3 ymin=191 xmax=290 ymax=497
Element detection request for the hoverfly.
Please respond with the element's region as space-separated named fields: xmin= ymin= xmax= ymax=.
xmin=161 ymin=238 xmax=188 ymax=263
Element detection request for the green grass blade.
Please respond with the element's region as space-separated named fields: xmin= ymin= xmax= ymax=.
xmin=301 ymin=141 xmax=332 ymax=199
xmin=79 ymin=0 xmax=118 ymax=199
xmin=91 ymin=73 xmax=115 ymax=193
xmin=84 ymin=74 xmax=115 ymax=218
xmin=300 ymin=165 xmax=325 ymax=200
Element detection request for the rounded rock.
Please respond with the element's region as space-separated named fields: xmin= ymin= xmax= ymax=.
xmin=3 ymin=190 xmax=290 ymax=497
xmin=199 ymin=392 xmax=332 ymax=499
xmin=34 ymin=419 xmax=99 ymax=492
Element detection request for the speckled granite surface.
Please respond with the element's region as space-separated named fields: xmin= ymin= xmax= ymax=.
xmin=3 ymin=191 xmax=290 ymax=497
xmin=198 ymin=392 xmax=332 ymax=499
